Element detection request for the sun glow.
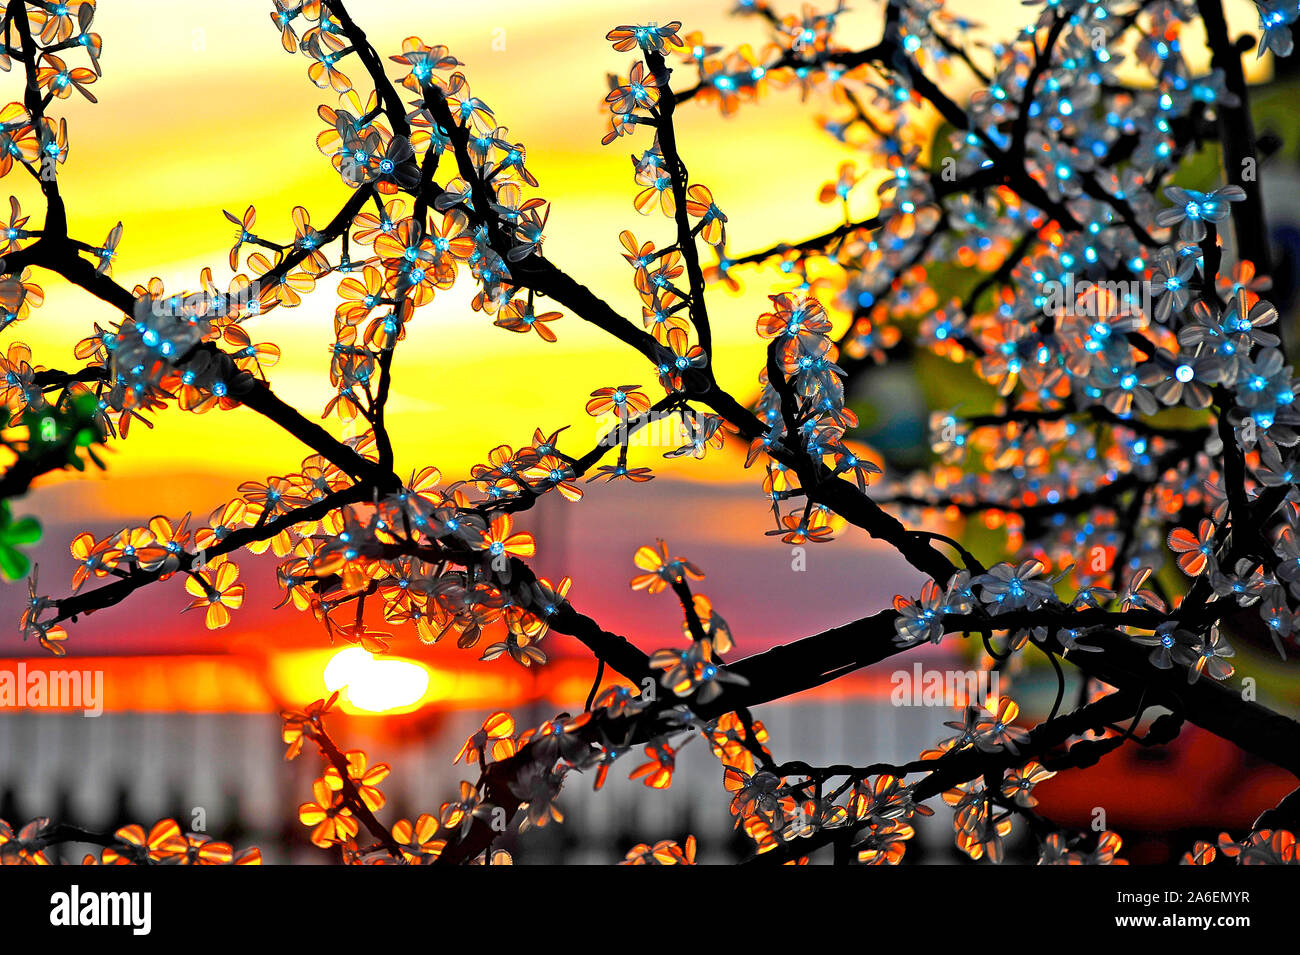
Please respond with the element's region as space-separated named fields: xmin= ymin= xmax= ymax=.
xmin=322 ymin=647 xmax=431 ymax=715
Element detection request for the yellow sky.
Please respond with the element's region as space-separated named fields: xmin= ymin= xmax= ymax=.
xmin=6 ymin=0 xmax=1267 ymax=515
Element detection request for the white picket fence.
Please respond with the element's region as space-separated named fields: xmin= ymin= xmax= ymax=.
xmin=0 ymin=699 xmax=970 ymax=863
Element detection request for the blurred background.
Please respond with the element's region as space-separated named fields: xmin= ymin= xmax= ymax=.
xmin=1 ymin=0 xmax=1296 ymax=863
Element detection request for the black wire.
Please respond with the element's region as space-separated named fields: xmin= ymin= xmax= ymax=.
xmin=1044 ymin=645 xmax=1066 ymax=724
xmin=584 ymin=658 xmax=605 ymax=712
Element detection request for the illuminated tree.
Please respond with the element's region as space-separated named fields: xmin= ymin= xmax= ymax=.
xmin=3 ymin=0 xmax=1300 ymax=865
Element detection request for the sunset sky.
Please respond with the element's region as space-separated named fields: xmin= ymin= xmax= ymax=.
xmin=12 ymin=0 xmax=892 ymax=514
xmin=0 ymin=0 xmax=1271 ymax=672
xmin=7 ymin=0 xmax=1263 ymax=505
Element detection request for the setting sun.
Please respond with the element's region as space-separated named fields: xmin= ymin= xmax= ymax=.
xmin=322 ymin=647 xmax=430 ymax=714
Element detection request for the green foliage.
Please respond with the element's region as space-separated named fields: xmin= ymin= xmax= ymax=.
xmin=0 ymin=500 xmax=39 ymax=580
xmin=14 ymin=391 xmax=108 ymax=474
xmin=0 ymin=392 xmax=107 ymax=579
